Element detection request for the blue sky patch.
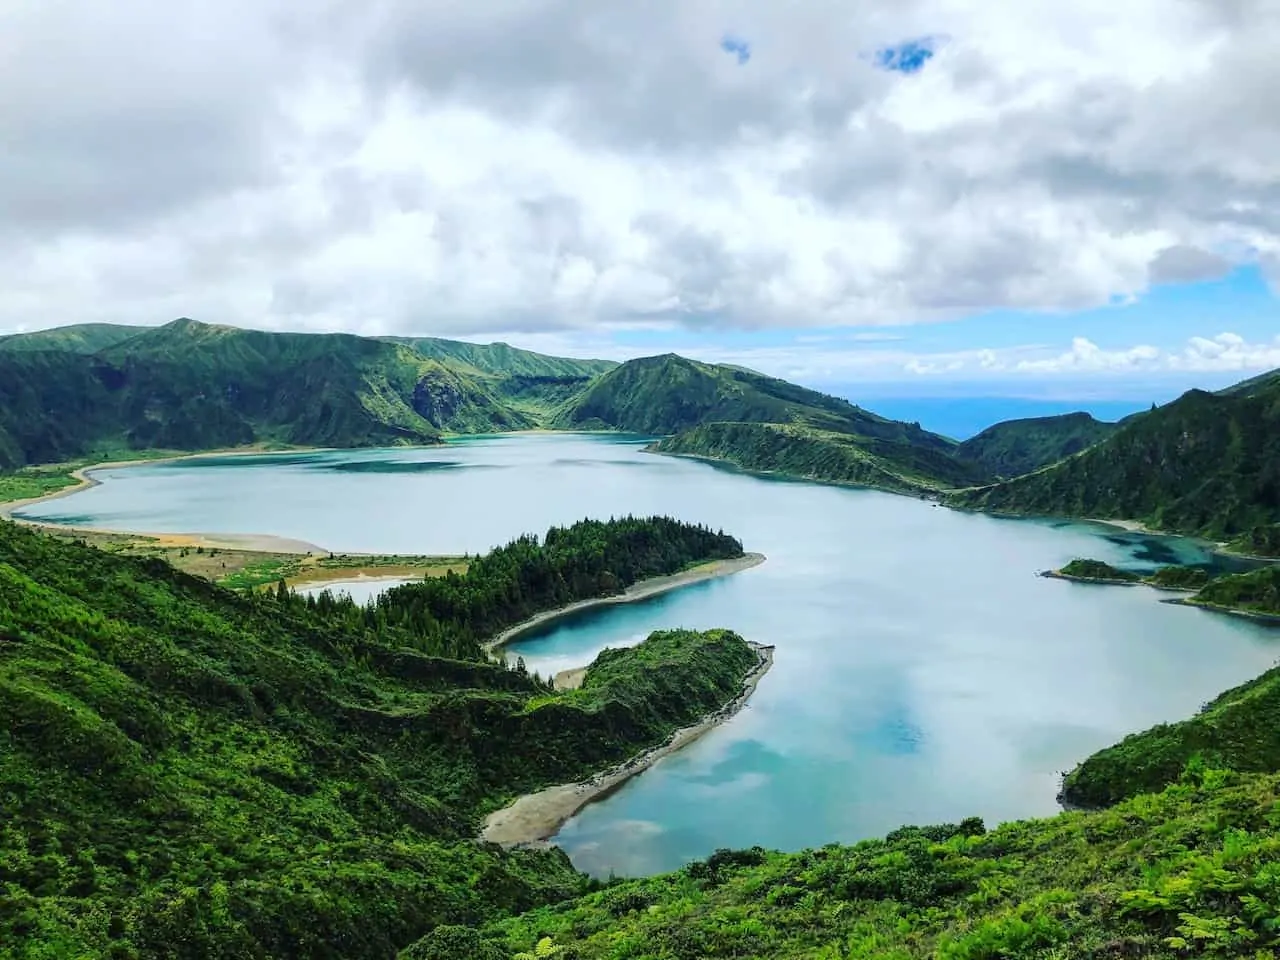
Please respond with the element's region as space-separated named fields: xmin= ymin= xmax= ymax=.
xmin=874 ymin=38 xmax=937 ymax=74
xmin=720 ymin=34 xmax=751 ymax=65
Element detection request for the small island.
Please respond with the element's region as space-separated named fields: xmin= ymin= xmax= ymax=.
xmin=1041 ymin=558 xmax=1142 ymax=584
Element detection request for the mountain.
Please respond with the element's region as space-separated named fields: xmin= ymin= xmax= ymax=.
xmin=381 ymin=336 xmax=616 ymax=379
xmin=557 ymin=354 xmax=991 ymax=491
xmin=955 ymin=411 xmax=1118 ymax=479
xmin=949 ymin=370 xmax=1280 ymax=544
xmin=0 ymin=319 xmax=550 ymax=468
xmin=0 ymin=322 xmax=149 ymax=354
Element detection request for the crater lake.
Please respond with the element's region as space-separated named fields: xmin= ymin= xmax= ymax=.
xmin=17 ymin=433 xmax=1279 ymax=877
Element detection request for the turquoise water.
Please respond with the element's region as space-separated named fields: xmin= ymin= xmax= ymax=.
xmin=18 ymin=434 xmax=1280 ymax=877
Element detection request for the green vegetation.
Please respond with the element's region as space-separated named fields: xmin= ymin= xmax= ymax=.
xmin=655 ymin=421 xmax=987 ymax=494
xmin=1054 ymin=558 xmax=1141 ymax=582
xmin=0 ymin=321 xmax=148 ymax=354
xmin=1189 ymin=565 xmax=1280 ymax=617
xmin=557 ymin=354 xmax=989 ymax=493
xmin=1229 ymin=523 xmax=1280 ymax=559
xmin=1062 ymin=646 xmax=1280 ymax=808
xmin=1148 ymin=565 xmax=1212 ymax=590
xmin=0 ymin=467 xmax=80 ymax=504
xmin=949 ymin=373 xmax=1280 ymax=540
xmin=217 ymin=552 xmax=470 ymax=592
xmin=382 ymin=336 xmax=616 ymax=380
xmin=556 ymin=354 xmax=960 ymax=451
xmin=488 ymin=771 xmax=1280 ymax=959
xmin=956 ymin=411 xmax=1117 ymax=479
xmin=0 ymin=515 xmax=756 ymax=958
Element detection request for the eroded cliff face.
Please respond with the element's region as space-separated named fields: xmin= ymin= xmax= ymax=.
xmin=412 ymin=373 xmax=463 ymax=427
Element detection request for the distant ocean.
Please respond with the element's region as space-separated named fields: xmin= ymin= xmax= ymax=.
xmin=830 ymin=395 xmax=1154 ymax=441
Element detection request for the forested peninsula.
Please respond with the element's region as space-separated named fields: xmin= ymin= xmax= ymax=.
xmin=0 ymin=515 xmax=767 ymax=956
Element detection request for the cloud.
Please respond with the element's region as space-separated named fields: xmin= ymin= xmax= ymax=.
xmin=1 ymin=0 xmax=1280 ymax=337
xmin=1147 ymin=244 xmax=1233 ymax=284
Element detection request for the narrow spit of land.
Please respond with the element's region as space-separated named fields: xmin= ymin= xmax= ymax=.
xmin=481 ymin=642 xmax=775 ymax=849
xmin=0 ymin=448 xmax=469 ymax=591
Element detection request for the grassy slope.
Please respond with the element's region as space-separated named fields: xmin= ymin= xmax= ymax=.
xmin=382 ymin=336 xmax=616 ymax=379
xmin=1062 ymin=639 xmax=1280 ymax=808
xmin=655 ymin=421 xmax=987 ymax=494
xmin=488 ymin=772 xmax=1280 ymax=959
xmin=0 ymin=322 xmax=149 ymax=354
xmin=956 ymin=411 xmax=1117 ymax=479
xmin=1188 ymin=565 xmax=1280 ymax=616
xmin=948 ymin=374 xmax=1280 ymax=543
xmin=0 ymin=319 xmax=553 ymax=469
xmin=0 ymin=518 xmax=758 ymax=958
xmin=559 ymin=354 xmax=987 ymax=492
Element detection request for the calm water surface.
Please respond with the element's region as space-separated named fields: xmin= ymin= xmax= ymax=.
xmin=19 ymin=435 xmax=1279 ymax=876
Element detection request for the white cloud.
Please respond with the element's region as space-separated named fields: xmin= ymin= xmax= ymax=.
xmin=1 ymin=1 xmax=1280 ymax=336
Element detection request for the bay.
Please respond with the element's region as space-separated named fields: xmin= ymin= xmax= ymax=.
xmin=18 ymin=433 xmax=1279 ymax=877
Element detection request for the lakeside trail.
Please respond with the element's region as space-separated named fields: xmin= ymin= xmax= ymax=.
xmin=480 ymin=642 xmax=775 ymax=849
xmin=484 ymin=552 xmax=766 ymax=655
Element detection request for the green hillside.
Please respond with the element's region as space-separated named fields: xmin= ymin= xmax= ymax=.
xmin=382 ymin=336 xmax=616 ymax=379
xmin=557 ymin=354 xmax=984 ymax=491
xmin=1062 ymin=622 xmax=1280 ymax=808
xmin=489 ymin=771 xmax=1280 ymax=959
xmin=956 ymin=411 xmax=1117 ymax=479
xmin=948 ymin=373 xmax=1280 ymax=546
xmin=654 ymin=421 xmax=988 ymax=494
xmin=0 ymin=319 xmax=549 ymax=469
xmin=0 ymin=515 xmax=755 ymax=957
xmin=0 ymin=322 xmax=149 ymax=354
xmin=556 ymin=354 xmax=956 ymax=445
xmin=1187 ymin=564 xmax=1280 ymax=617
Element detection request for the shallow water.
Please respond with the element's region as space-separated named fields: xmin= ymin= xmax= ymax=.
xmin=20 ymin=434 xmax=1280 ymax=877
xmin=296 ymin=577 xmax=415 ymax=605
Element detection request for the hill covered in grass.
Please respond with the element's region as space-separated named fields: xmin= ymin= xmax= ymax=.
xmin=486 ymin=770 xmax=1280 ymax=959
xmin=0 ymin=514 xmax=757 ymax=957
xmin=956 ymin=411 xmax=1118 ymax=479
xmin=0 ymin=319 xmax=547 ymax=469
xmin=948 ymin=370 xmax=1280 ymax=547
xmin=654 ymin=421 xmax=988 ymax=493
xmin=0 ymin=322 xmax=149 ymax=354
xmin=558 ymin=354 xmax=990 ymax=492
xmin=1061 ymin=625 xmax=1280 ymax=808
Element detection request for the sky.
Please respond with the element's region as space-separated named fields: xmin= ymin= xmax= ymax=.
xmin=3 ymin=0 xmax=1280 ymax=406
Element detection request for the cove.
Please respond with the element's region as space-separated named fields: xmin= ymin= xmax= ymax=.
xmin=17 ymin=433 xmax=1280 ymax=877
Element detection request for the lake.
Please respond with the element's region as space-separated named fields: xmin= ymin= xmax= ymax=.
xmin=17 ymin=434 xmax=1280 ymax=877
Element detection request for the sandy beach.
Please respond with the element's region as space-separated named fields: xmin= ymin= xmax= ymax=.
xmin=1081 ymin=517 xmax=1159 ymax=535
xmin=484 ymin=551 xmax=765 ymax=654
xmin=480 ymin=642 xmax=775 ymax=849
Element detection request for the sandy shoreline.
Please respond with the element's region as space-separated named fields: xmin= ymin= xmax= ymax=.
xmin=1 ymin=446 xmax=332 ymax=553
xmin=483 ymin=552 xmax=766 ymax=654
xmin=480 ymin=642 xmax=775 ymax=849
xmin=1081 ymin=517 xmax=1158 ymax=535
